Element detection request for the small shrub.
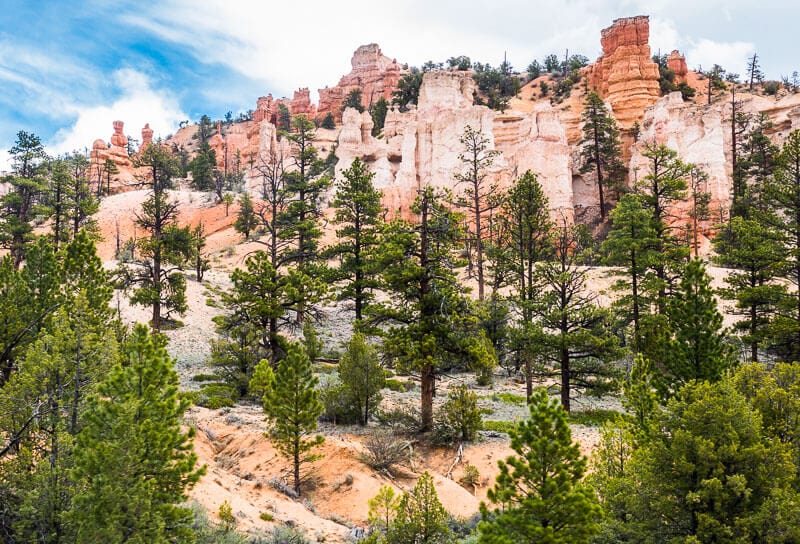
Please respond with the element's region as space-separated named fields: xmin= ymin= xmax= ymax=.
xmin=358 ymin=431 xmax=410 ymax=475
xmin=192 ymin=373 xmax=218 ymax=382
xmin=384 ymin=378 xmax=408 ymax=392
xmin=218 ymin=500 xmax=236 ymax=530
xmin=260 ymin=512 xmax=274 ymax=522
xmin=264 ymin=525 xmax=309 ymax=544
xmin=432 ymin=385 xmax=482 ymax=445
xmin=459 ymin=464 xmax=481 ymax=490
xmin=492 ymin=392 xmax=526 ymax=406
xmin=763 ymin=80 xmax=781 ymax=95
xmin=481 ymin=420 xmax=516 ymax=434
xmin=375 ymin=405 xmax=421 ymax=434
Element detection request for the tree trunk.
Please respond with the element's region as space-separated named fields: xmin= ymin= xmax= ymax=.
xmin=560 ymin=346 xmax=571 ymax=412
xmin=421 ymin=363 xmax=435 ymax=432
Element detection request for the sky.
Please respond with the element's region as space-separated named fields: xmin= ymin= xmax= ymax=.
xmin=0 ymin=0 xmax=797 ymax=171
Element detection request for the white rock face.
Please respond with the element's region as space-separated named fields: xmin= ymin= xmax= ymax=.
xmin=335 ymin=71 xmax=574 ymax=220
xmin=630 ymin=92 xmax=731 ymax=212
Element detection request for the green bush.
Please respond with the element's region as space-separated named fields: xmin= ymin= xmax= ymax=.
xmin=384 ymin=378 xmax=408 ymax=392
xmin=432 ymin=385 xmax=482 ymax=445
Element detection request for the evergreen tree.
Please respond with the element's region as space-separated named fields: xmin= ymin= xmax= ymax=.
xmin=628 ymin=380 xmax=796 ymax=542
xmin=478 ymin=389 xmax=602 ymax=544
xmin=279 ymin=114 xmax=331 ymax=323
xmin=189 ymin=142 xmax=217 ymax=192
xmin=495 ymin=171 xmax=552 ymax=400
xmin=337 ymin=333 xmax=383 ymax=426
xmin=741 ymin=112 xmax=779 ymax=213
xmin=370 ymin=97 xmax=389 ymax=136
xmin=714 ymin=216 xmax=786 ymax=361
xmin=453 ymin=125 xmax=501 ymax=300
xmin=257 ymin=342 xmax=323 ymax=495
xmin=764 ymin=130 xmax=800 ymax=360
xmin=387 ymin=472 xmax=451 ymax=544
xmin=47 ymin=158 xmax=76 ymax=248
xmin=191 ymin=223 xmax=209 ymax=282
xmin=327 ymin=158 xmax=383 ymax=322
xmin=342 ymin=89 xmax=365 ymax=113
xmin=747 ymin=52 xmax=764 ymax=92
xmin=530 ymin=223 xmax=622 ymax=412
xmin=119 ymin=144 xmax=190 ymax=330
xmin=686 ymin=165 xmax=711 ymax=258
xmin=635 ymin=143 xmax=692 ymax=312
xmin=69 ymin=325 xmax=203 ymax=543
xmin=663 ymin=259 xmax=732 ymax=396
xmin=233 ymin=192 xmax=257 ymax=240
xmin=1 ymin=131 xmax=49 ymax=267
xmin=579 ymin=92 xmax=625 ymax=220
xmin=374 ymin=187 xmax=485 ymax=431
xmin=601 ymin=193 xmax=659 ymax=350
xmin=321 ymin=112 xmax=336 ymax=130
xmin=219 ymin=251 xmax=324 ymax=370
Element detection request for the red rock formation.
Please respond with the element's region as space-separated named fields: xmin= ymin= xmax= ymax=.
xmin=288 ymin=88 xmax=315 ymax=115
xmin=317 ymin=44 xmax=403 ymax=122
xmin=140 ymin=123 xmax=154 ymax=152
xmin=668 ymin=50 xmax=688 ymax=83
xmin=91 ymin=120 xmax=131 ymax=168
xmin=208 ymin=121 xmax=226 ymax=169
xmin=587 ymin=16 xmax=661 ymax=128
xmin=253 ymin=94 xmax=274 ymax=124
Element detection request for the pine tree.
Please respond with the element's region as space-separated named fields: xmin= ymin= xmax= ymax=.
xmin=631 ymin=380 xmax=795 ymax=542
xmin=279 ymin=114 xmax=331 ymax=323
xmin=453 ymin=125 xmax=501 ymax=300
xmin=259 ymin=342 xmax=323 ymax=495
xmin=370 ymin=97 xmax=389 ymax=136
xmin=687 ymin=165 xmax=711 ymax=258
xmin=602 ymin=194 xmax=659 ymax=350
xmin=219 ymin=251 xmax=324 ymax=369
xmin=579 ymin=92 xmax=625 ymax=220
xmin=119 ymin=144 xmax=190 ymax=330
xmin=337 ymin=333 xmax=383 ymax=426
xmin=747 ymin=52 xmax=764 ymax=92
xmin=327 ymin=157 xmax=383 ymax=322
xmin=233 ymin=192 xmax=257 ymax=240
xmin=189 ymin=141 xmax=217 ymax=192
xmin=388 ymin=472 xmax=451 ymax=544
xmin=663 ymin=259 xmax=732 ymax=395
xmin=478 ymin=388 xmax=602 ymax=543
xmin=763 ymin=130 xmax=800 ymax=360
xmin=68 ymin=325 xmax=203 ymax=543
xmin=714 ymin=216 xmax=786 ymax=361
xmin=1 ymin=131 xmax=49 ymax=267
xmin=635 ymin=143 xmax=692 ymax=312
xmin=374 ymin=187 xmax=480 ymax=432
xmin=495 ymin=171 xmax=552 ymax=399
xmin=530 ymin=223 xmax=622 ymax=412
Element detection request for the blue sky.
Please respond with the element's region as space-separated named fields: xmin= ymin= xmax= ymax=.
xmin=1 ymin=0 xmax=797 ymax=169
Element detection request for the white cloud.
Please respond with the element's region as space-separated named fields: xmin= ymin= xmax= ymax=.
xmin=649 ymin=17 xmax=681 ymax=57
xmin=0 ymin=149 xmax=10 ymax=174
xmin=49 ymin=69 xmax=186 ymax=156
xmin=687 ymin=39 xmax=754 ymax=77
